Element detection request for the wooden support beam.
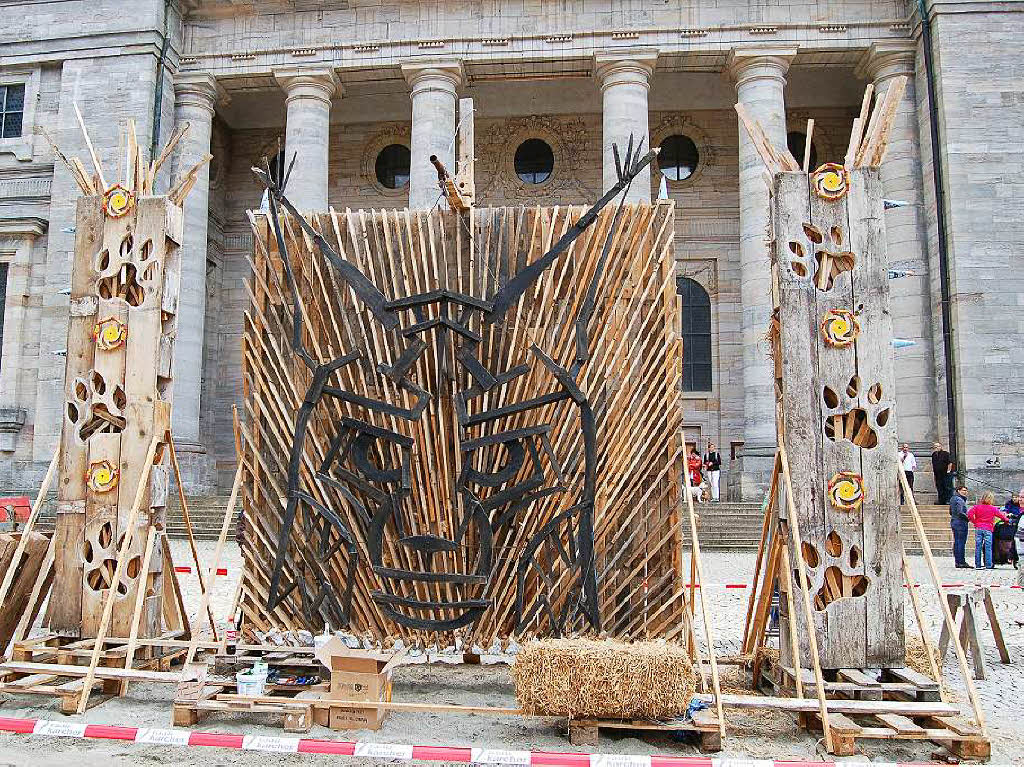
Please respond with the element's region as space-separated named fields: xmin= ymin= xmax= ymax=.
xmin=899 ymin=466 xmax=986 ymax=734
xmin=778 ymin=440 xmax=833 ymax=753
xmin=76 ymin=435 xmax=160 ymax=714
xmin=117 ymin=525 xmax=158 ymax=696
xmin=0 ymin=450 xmax=59 ymax=612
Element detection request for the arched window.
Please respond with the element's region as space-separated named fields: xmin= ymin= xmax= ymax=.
xmin=678 ymin=277 xmax=712 ymax=392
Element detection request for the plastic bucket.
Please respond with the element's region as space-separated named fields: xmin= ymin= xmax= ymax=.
xmin=236 ymin=669 xmax=267 ymax=697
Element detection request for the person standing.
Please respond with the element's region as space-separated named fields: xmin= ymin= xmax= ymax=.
xmin=931 ymin=442 xmax=954 ymax=504
xmin=899 ymin=443 xmax=917 ymax=504
xmin=949 ymin=485 xmax=970 ymax=568
xmin=687 ymin=447 xmax=705 ymax=502
xmin=968 ymin=491 xmax=1009 ymax=570
xmin=704 ymin=442 xmax=722 ymax=502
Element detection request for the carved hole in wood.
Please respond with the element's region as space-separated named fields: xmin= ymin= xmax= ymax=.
xmin=139 ymin=239 xmax=153 ymax=263
xmin=801 ymin=541 xmax=820 ymax=568
xmin=846 ymin=375 xmax=860 ymax=398
xmin=98 ymin=522 xmax=112 ymax=548
xmin=97 ymin=262 xmax=144 ymax=306
xmin=849 ymin=545 xmax=861 ymax=568
xmin=825 ymin=530 xmax=842 ymax=557
xmin=803 ymin=224 xmax=823 ymax=244
xmin=86 ymin=560 xmax=116 ymax=591
xmin=96 ymin=249 xmax=110 ymax=272
xmin=824 ymin=408 xmax=878 ymax=448
xmin=823 ymin=385 xmax=839 ymax=409
xmin=83 ymin=540 xmax=93 ymax=563
xmin=830 ymin=226 xmax=843 ymax=247
xmin=67 ymin=402 xmax=79 ymax=423
xmin=868 ymin=382 xmax=882 ymax=404
xmin=815 ymin=568 xmax=869 ymax=609
xmin=875 ymin=407 xmax=891 ymax=427
xmin=75 ymin=380 xmax=88 ymax=400
xmin=119 ymin=234 xmax=133 ymax=259
xmin=91 ymin=370 xmax=106 ymax=395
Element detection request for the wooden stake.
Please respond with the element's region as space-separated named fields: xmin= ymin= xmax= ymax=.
xmin=778 ymin=439 xmax=833 ymax=753
xmin=681 ymin=433 xmax=725 ymax=742
xmin=117 ymin=525 xmax=157 ymax=696
xmin=899 ymin=466 xmax=986 ymax=732
xmin=901 ymin=552 xmax=944 ymax=699
xmin=184 ymin=461 xmax=243 ymax=667
xmin=778 ymin=526 xmax=804 ymax=700
xmin=742 ymin=452 xmax=779 ymax=651
xmin=0 ymin=450 xmax=59 ymax=611
xmin=802 ymin=119 xmax=815 ymax=173
xmin=76 ymin=435 xmax=160 ymax=714
xmin=73 ymin=102 xmax=108 ymax=191
xmin=168 ymin=438 xmax=218 ymax=638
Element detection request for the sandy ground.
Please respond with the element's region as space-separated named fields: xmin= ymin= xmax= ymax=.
xmin=0 ymin=542 xmax=1021 ymax=766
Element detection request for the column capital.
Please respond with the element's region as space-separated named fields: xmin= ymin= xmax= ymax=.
xmin=274 ymin=67 xmax=342 ymax=107
xmin=855 ymin=42 xmax=917 ymax=86
xmin=401 ymin=59 xmax=463 ymax=96
xmin=725 ymin=47 xmax=797 ymax=90
xmin=593 ymin=48 xmax=658 ymax=91
xmin=173 ymin=73 xmax=229 ymax=115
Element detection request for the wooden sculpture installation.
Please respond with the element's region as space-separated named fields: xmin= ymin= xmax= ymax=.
xmin=242 ymin=138 xmax=687 ymax=641
xmin=42 ymin=119 xmax=205 ymax=641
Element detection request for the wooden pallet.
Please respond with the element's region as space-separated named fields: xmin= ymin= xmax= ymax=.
xmin=0 ymin=632 xmax=186 ymax=714
xmin=173 ymin=681 xmax=331 ymax=733
xmin=801 ymin=710 xmax=989 ymax=759
xmin=762 ymin=663 xmax=942 ymax=702
xmin=568 ymin=708 xmax=722 ymax=752
xmin=755 ymin=658 xmax=989 ymax=758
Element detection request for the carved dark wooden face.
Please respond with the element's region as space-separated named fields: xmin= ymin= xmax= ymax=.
xmin=255 ymin=137 xmax=653 ymax=635
xmin=306 ymin=294 xmax=588 ymax=631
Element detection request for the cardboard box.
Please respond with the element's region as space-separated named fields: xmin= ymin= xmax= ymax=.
xmin=313 ymin=638 xmax=401 ymax=730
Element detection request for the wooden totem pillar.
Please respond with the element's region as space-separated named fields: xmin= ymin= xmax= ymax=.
xmin=773 ymin=165 xmax=904 ymax=670
xmin=47 ymin=192 xmax=181 ymax=638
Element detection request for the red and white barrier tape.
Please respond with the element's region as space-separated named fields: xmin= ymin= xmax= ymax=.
xmin=0 ymin=717 xmax=1008 ymax=767
xmin=174 ymin=567 xmax=229 ymax=576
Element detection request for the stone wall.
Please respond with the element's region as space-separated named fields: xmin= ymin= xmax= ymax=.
xmin=925 ymin=0 xmax=1024 ymax=493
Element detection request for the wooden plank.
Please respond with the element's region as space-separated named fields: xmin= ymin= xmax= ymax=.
xmin=0 ymin=532 xmax=50 ymax=650
xmin=848 ymin=168 xmax=904 ymax=667
xmin=0 ymin=660 xmax=180 ymax=682
xmin=0 ymin=451 xmax=58 ymax=612
xmin=875 ymin=713 xmax=925 ymax=734
xmin=117 ymin=525 xmax=157 ymax=696
xmin=76 ymin=435 xmax=160 ymax=713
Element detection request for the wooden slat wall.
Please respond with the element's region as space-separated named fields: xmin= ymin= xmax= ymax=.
xmin=240 ymin=202 xmax=685 ymax=643
xmin=775 ymin=168 xmax=904 ymax=670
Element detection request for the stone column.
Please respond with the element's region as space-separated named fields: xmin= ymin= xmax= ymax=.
xmin=274 ymin=67 xmax=340 ymax=212
xmin=856 ymin=43 xmax=936 ymax=444
xmin=726 ymin=48 xmax=796 ymax=500
xmin=0 ymin=218 xmax=46 ymax=453
xmin=594 ymin=50 xmax=657 ymax=204
xmin=171 ymin=73 xmax=223 ymax=491
xmin=401 ymin=60 xmax=462 ymax=210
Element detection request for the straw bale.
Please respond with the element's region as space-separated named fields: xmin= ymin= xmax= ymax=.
xmin=511 ymin=638 xmax=695 ymax=719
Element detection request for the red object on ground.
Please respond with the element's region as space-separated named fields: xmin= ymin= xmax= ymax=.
xmin=0 ymin=496 xmax=31 ymax=523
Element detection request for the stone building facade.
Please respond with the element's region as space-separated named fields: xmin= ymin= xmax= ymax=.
xmin=0 ymin=0 xmax=1021 ymax=500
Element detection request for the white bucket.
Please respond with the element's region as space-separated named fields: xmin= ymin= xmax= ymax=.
xmin=236 ymin=668 xmax=267 ymax=697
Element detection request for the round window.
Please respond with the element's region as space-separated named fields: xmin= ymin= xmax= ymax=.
xmin=787 ymin=131 xmax=818 ymax=171
xmin=375 ymin=144 xmax=411 ymax=189
xmin=514 ymin=139 xmax=554 ymax=184
xmin=658 ymin=135 xmax=699 ymax=182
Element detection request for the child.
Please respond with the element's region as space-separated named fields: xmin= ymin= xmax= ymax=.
xmin=968 ymin=491 xmax=1009 ymax=569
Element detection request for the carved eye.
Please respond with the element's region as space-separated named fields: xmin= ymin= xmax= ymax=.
xmin=462 ymin=438 xmax=528 ymax=488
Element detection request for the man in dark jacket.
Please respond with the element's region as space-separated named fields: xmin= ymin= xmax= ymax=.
xmin=931 ymin=442 xmax=954 ymax=504
xmin=949 ymin=485 xmax=970 ymax=568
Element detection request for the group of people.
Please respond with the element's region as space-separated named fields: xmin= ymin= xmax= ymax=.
xmin=949 ymin=488 xmax=1021 ymax=569
xmin=901 ymin=440 xmax=1022 ymax=570
xmin=686 ymin=444 xmax=723 ymax=503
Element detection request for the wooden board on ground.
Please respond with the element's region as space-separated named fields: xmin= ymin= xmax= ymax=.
xmin=0 ymin=532 xmax=50 ymax=649
xmin=568 ymin=710 xmax=722 ymax=752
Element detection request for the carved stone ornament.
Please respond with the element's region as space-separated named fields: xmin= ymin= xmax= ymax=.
xmin=649 ymin=113 xmax=716 ymax=187
xmin=361 ymin=124 xmax=412 ymax=199
xmin=477 ymin=116 xmax=593 ymax=202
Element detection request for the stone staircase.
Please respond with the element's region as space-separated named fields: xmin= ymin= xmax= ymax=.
xmin=681 ymin=501 xmax=960 ymax=554
xmin=21 ymin=495 xmax=957 ymax=552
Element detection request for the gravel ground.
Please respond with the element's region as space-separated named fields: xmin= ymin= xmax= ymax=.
xmin=0 ymin=542 xmax=1020 ymax=766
